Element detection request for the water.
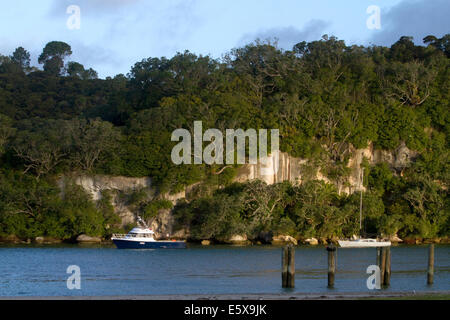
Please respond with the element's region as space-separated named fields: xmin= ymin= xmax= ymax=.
xmin=0 ymin=244 xmax=449 ymax=297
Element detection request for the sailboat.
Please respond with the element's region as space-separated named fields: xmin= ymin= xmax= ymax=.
xmin=338 ymin=168 xmax=391 ymax=248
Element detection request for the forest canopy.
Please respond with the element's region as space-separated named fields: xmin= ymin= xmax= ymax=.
xmin=0 ymin=35 xmax=448 ymax=241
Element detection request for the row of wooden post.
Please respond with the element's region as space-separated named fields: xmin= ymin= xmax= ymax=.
xmin=281 ymin=245 xmax=295 ymax=288
xmin=377 ymin=246 xmax=391 ymax=286
xmin=428 ymin=244 xmax=435 ymax=285
xmin=282 ymin=244 xmax=435 ymax=288
xmin=327 ymin=245 xmax=336 ymax=288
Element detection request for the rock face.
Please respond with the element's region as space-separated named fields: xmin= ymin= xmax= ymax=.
xmin=234 ymin=151 xmax=306 ymax=186
xmin=304 ymin=238 xmax=319 ymax=245
xmin=60 ymin=175 xmax=192 ymax=235
xmin=34 ymin=237 xmax=62 ymax=244
xmin=149 ymin=208 xmax=190 ymax=240
xmin=234 ymin=142 xmax=418 ymax=194
xmin=271 ymin=235 xmax=298 ymax=245
xmin=225 ymin=234 xmax=250 ymax=245
xmin=150 ymin=209 xmax=174 ymax=240
xmin=389 ymin=235 xmax=403 ymax=243
xmin=62 ymin=142 xmax=418 ymax=242
xmin=59 ymin=175 xmax=153 ymax=228
xmin=76 ymin=234 xmax=102 ymax=243
xmin=72 ymin=175 xmax=152 ymax=201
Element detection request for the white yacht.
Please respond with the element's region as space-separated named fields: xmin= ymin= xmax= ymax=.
xmin=338 ymin=238 xmax=391 ymax=248
xmin=338 ymin=168 xmax=391 ymax=248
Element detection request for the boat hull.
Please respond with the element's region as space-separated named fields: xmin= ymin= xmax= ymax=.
xmin=113 ymin=239 xmax=187 ymax=249
xmin=338 ymin=240 xmax=391 ymax=248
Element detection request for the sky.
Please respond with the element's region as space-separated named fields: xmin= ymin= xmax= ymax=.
xmin=0 ymin=0 xmax=449 ymax=78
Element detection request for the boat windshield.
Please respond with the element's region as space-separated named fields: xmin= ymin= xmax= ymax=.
xmin=127 ymin=233 xmax=153 ymax=238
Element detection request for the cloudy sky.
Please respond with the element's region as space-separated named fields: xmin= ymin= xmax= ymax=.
xmin=1 ymin=0 xmax=449 ymax=78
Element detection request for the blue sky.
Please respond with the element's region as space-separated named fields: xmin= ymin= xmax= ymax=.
xmin=1 ymin=0 xmax=449 ymax=78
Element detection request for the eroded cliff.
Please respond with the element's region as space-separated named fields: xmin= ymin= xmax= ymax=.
xmin=64 ymin=142 xmax=418 ymax=238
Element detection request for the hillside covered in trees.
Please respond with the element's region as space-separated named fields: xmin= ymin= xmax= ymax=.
xmin=0 ymin=35 xmax=448 ymax=243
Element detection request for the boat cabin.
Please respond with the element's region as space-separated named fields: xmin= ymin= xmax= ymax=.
xmin=127 ymin=228 xmax=154 ymax=237
xmin=111 ymin=227 xmax=157 ymax=241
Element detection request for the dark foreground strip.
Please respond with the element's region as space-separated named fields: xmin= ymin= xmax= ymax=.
xmin=0 ymin=299 xmax=448 ymax=319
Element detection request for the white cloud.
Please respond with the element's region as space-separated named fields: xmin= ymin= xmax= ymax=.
xmin=238 ymin=19 xmax=330 ymax=50
xmin=370 ymin=0 xmax=450 ymax=46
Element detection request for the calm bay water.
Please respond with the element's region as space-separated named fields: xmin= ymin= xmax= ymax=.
xmin=0 ymin=244 xmax=449 ymax=297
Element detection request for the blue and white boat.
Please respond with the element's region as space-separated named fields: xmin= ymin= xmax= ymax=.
xmin=112 ymin=217 xmax=186 ymax=249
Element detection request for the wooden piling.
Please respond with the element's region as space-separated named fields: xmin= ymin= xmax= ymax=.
xmin=384 ymin=247 xmax=391 ymax=286
xmin=282 ymin=246 xmax=289 ymax=288
xmin=427 ymin=244 xmax=434 ymax=285
xmin=282 ymin=245 xmax=295 ymax=288
xmin=327 ymin=245 xmax=336 ymax=288
xmin=380 ymin=247 xmax=387 ymax=286
xmin=287 ymin=245 xmax=295 ymax=288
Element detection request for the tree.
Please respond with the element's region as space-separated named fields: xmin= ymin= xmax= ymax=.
xmin=13 ymin=119 xmax=70 ymax=179
xmin=83 ymin=68 xmax=98 ymax=80
xmin=289 ymin=180 xmax=349 ymax=237
xmin=241 ymin=180 xmax=289 ymax=231
xmin=0 ymin=55 xmax=21 ymax=74
xmin=389 ymin=36 xmax=424 ymax=62
xmin=226 ymin=40 xmax=300 ymax=108
xmin=60 ymin=183 xmax=105 ymax=237
xmin=0 ymin=114 xmax=15 ymax=156
xmin=10 ymin=47 xmax=31 ymax=72
xmin=0 ymin=172 xmax=62 ymax=238
xmin=403 ymin=173 xmax=446 ymax=238
xmin=38 ymin=41 xmax=72 ymax=75
xmin=67 ymin=61 xmax=85 ymax=78
xmin=424 ymin=34 xmax=450 ymax=57
xmin=385 ymin=60 xmax=437 ymax=106
xmin=66 ymin=118 xmax=122 ymax=172
xmin=67 ymin=61 xmax=98 ymax=80
xmin=128 ymin=56 xmax=176 ymax=109
xmin=293 ymin=34 xmax=346 ymax=84
xmin=173 ymin=193 xmax=245 ymax=241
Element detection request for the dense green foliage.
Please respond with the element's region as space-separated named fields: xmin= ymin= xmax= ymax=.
xmin=174 ymin=165 xmax=448 ymax=241
xmin=0 ymin=35 xmax=448 ymax=240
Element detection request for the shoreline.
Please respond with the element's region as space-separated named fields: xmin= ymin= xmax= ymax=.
xmin=0 ymin=239 xmax=449 ymax=247
xmin=2 ymin=291 xmax=450 ymax=300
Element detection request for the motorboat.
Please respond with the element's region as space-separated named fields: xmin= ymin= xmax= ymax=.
xmin=111 ymin=217 xmax=186 ymax=249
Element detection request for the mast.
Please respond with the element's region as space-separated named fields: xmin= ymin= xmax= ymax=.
xmin=137 ymin=216 xmax=149 ymax=229
xmin=360 ymin=167 xmax=364 ymax=237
